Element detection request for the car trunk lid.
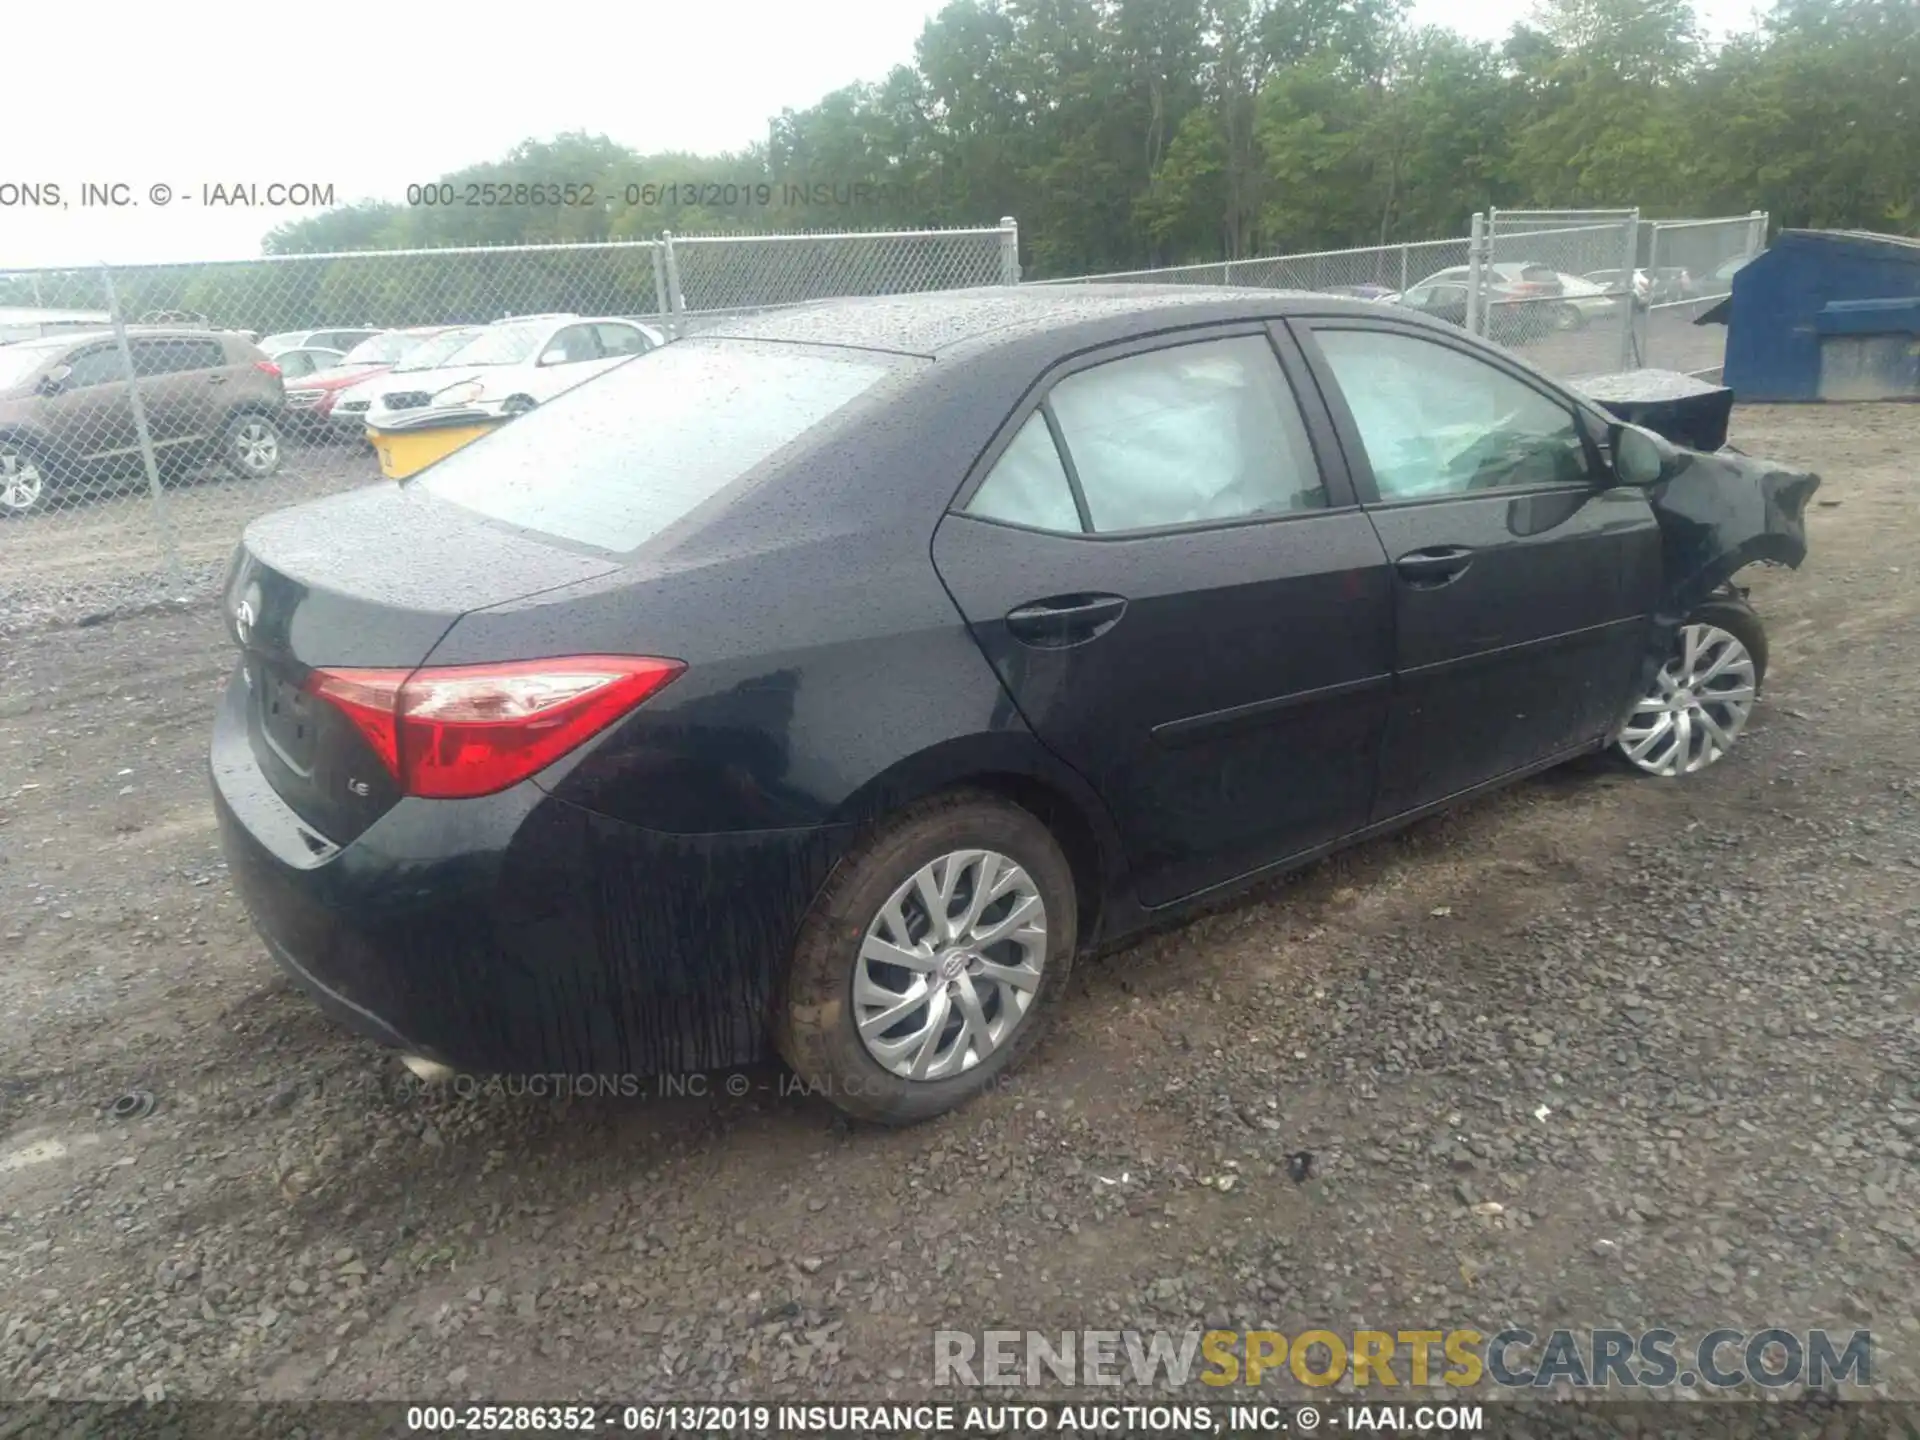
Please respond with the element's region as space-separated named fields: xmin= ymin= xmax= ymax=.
xmin=223 ymin=483 xmax=622 ymax=843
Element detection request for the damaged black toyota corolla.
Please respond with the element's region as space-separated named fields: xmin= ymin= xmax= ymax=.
xmin=210 ymin=287 xmax=1818 ymax=1124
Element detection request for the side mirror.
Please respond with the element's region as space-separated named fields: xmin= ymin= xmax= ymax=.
xmin=538 ymin=346 xmax=568 ymax=366
xmin=1609 ymin=421 xmax=1677 ymax=487
xmin=37 ymin=365 xmax=72 ymax=396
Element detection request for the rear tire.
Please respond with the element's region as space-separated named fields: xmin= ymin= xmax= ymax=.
xmin=224 ymin=412 xmax=283 ymax=479
xmin=0 ymin=440 xmax=50 ymax=517
xmin=774 ymin=790 xmax=1077 ymax=1125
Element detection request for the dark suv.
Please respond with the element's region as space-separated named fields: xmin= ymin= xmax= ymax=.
xmin=0 ymin=329 xmax=287 ymax=516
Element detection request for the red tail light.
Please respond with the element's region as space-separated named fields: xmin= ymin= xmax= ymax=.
xmin=255 ymin=359 xmax=282 ymax=378
xmin=305 ymin=655 xmax=684 ymax=799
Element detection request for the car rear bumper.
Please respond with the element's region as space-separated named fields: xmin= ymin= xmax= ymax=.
xmin=210 ymin=669 xmax=852 ymax=1078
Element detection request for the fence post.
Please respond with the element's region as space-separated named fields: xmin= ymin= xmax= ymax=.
xmin=650 ymin=242 xmax=671 ymax=338
xmin=998 ymin=217 xmax=1021 ymax=285
xmin=1466 ymin=212 xmax=1486 ymax=338
xmin=102 ymin=266 xmax=185 ymax=594
xmin=1644 ymin=223 xmax=1665 ymax=371
xmin=661 ymin=231 xmax=686 ymax=338
xmin=1618 ymin=207 xmax=1642 ymax=371
xmin=1747 ymin=210 xmax=1768 ymax=257
xmin=1399 ymin=243 xmax=1409 ymax=294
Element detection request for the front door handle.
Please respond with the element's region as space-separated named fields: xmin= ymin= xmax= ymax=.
xmin=1005 ymin=593 xmax=1128 ymax=648
xmin=1394 ymin=546 xmax=1475 ymax=587
xmin=206 ymin=375 xmax=227 ymax=385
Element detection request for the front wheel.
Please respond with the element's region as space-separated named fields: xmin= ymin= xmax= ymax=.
xmin=224 ymin=413 xmax=283 ymax=479
xmin=1615 ymin=598 xmax=1767 ymax=777
xmin=775 ymin=791 xmax=1077 ymax=1125
xmin=0 ymin=441 xmax=50 ymax=516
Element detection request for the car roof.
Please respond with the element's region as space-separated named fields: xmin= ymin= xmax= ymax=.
xmin=693 ymin=284 xmax=1346 ymax=359
xmin=30 ymin=327 xmax=245 ymax=346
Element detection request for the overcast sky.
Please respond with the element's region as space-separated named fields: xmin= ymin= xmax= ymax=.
xmin=5 ymin=0 xmax=1769 ymax=271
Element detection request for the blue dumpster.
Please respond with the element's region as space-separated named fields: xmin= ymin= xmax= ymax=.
xmin=1718 ymin=230 xmax=1920 ymax=401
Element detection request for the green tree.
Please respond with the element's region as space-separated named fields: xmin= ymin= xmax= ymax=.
xmin=241 ymin=0 xmax=1915 ymax=287
xmin=1503 ymin=0 xmax=1700 ymax=207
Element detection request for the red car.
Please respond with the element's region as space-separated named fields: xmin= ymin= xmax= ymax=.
xmin=281 ymin=327 xmax=458 ymax=434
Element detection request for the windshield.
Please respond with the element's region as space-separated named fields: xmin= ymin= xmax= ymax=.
xmin=437 ymin=322 xmax=545 ymax=368
xmin=392 ymin=329 xmax=484 ymax=372
xmin=341 ymin=331 xmax=419 ymax=366
xmin=0 ymin=347 xmax=55 ymax=390
xmin=417 ymin=340 xmax=904 ymax=551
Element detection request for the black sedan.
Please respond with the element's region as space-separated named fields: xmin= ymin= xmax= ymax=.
xmin=211 ymin=286 xmax=1818 ymax=1124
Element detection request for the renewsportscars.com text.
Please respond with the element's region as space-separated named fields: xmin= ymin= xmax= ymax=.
xmin=933 ymin=1327 xmax=1872 ymax=1389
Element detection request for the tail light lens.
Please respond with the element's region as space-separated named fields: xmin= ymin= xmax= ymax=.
xmin=305 ymin=655 xmax=684 ymax=799
xmin=255 ymin=359 xmax=283 ymax=378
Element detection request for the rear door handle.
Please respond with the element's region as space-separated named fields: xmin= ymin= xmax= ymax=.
xmin=1005 ymin=593 xmax=1128 ymax=648
xmin=1394 ymin=545 xmax=1475 ymax=587
xmin=206 ymin=375 xmax=227 ymax=385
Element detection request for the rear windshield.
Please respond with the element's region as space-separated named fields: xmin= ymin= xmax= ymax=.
xmin=415 ymin=340 xmax=903 ymax=551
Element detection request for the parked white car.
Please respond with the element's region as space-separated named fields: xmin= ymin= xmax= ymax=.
xmin=1584 ymin=268 xmax=1655 ymax=305
xmin=330 ymin=326 xmax=488 ymax=434
xmin=258 ymin=327 xmax=382 ymax=357
xmin=359 ymin=315 xmax=664 ymax=431
xmin=1552 ymin=271 xmax=1623 ymax=322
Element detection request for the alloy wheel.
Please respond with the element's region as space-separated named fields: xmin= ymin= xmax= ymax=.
xmin=233 ymin=420 xmax=279 ymax=475
xmin=0 ymin=450 xmax=45 ymax=513
xmin=853 ymin=848 xmax=1047 ymax=1081
xmin=1616 ymin=623 xmax=1758 ymax=776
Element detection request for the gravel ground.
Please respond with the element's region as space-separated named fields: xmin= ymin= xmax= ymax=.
xmin=0 ymin=402 xmax=1914 ymax=1409
xmin=0 ymin=437 xmax=376 ymax=633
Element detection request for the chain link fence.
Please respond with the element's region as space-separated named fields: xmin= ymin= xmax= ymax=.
xmin=0 ymin=209 xmax=1773 ymax=628
xmin=1034 ymin=235 xmax=1474 ymax=301
xmin=1034 ymin=213 xmax=1644 ymax=370
xmin=662 ymin=223 xmax=1018 ymax=334
xmin=1035 ymin=207 xmax=1767 ymax=384
xmin=1637 ymin=213 xmax=1771 ymax=377
xmin=0 ymin=223 xmax=1015 ymax=627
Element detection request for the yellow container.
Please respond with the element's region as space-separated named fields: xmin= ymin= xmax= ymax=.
xmin=368 ymin=418 xmax=499 ymax=480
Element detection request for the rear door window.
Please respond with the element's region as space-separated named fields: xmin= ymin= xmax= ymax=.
xmin=131 ymin=338 xmax=225 ymax=376
xmin=1047 ymin=336 xmax=1326 ymax=530
xmin=541 ymin=324 xmax=601 ymax=365
xmin=417 ymin=339 xmax=902 ymax=551
xmin=965 ymin=413 xmax=1083 ymax=533
xmin=595 ymin=323 xmax=650 ymax=356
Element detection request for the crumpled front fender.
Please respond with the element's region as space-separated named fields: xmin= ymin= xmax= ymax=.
xmin=1651 ymin=446 xmax=1821 ymax=615
xmin=1607 ymin=446 xmax=1820 ymax=740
